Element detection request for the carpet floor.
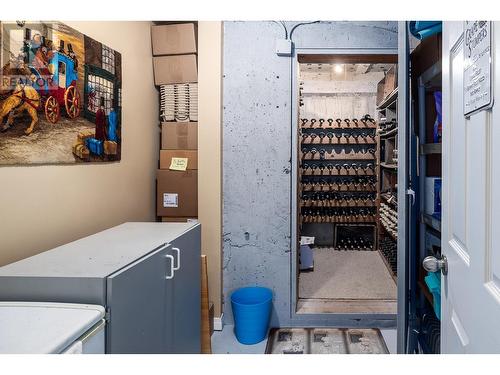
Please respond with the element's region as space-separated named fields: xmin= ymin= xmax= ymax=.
xmin=298 ymin=249 xmax=397 ymax=300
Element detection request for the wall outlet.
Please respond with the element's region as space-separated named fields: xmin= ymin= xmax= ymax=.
xmin=276 ymin=39 xmax=292 ymax=56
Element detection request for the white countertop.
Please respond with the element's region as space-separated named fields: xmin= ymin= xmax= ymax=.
xmin=0 ymin=222 xmax=198 ymax=278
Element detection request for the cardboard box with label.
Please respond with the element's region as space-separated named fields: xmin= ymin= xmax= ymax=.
xmin=151 ymin=23 xmax=197 ymax=56
xmin=153 ymin=54 xmax=197 ymax=85
xmin=162 ymin=122 xmax=198 ymax=150
xmin=157 ymin=169 xmax=198 ymax=217
xmin=160 ymin=150 xmax=198 ymax=170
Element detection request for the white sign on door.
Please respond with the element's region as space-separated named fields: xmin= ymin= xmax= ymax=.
xmin=463 ymin=21 xmax=493 ymax=116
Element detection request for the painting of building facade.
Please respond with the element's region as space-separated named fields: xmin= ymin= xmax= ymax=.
xmin=0 ymin=21 xmax=122 ymax=164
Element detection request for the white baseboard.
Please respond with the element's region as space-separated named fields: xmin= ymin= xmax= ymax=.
xmin=213 ymin=314 xmax=224 ymax=331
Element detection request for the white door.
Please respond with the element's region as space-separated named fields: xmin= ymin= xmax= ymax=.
xmin=441 ymin=21 xmax=500 ymax=353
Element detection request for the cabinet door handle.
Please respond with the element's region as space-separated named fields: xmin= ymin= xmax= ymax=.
xmin=172 ymin=247 xmax=181 ymax=271
xmin=165 ymin=254 xmax=175 ymax=280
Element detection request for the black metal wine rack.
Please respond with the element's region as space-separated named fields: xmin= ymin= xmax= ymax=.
xmin=299 ymin=115 xmax=379 ymax=250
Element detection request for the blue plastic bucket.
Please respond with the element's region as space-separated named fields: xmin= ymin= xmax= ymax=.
xmin=231 ymin=287 xmax=273 ymax=345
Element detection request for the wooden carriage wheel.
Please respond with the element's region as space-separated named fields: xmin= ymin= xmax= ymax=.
xmin=64 ymin=85 xmax=81 ymax=119
xmin=44 ymin=96 xmax=61 ymax=124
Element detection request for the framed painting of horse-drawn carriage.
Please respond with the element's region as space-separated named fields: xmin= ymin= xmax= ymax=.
xmin=0 ymin=21 xmax=122 ymax=165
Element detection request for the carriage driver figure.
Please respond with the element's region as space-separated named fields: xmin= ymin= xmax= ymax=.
xmin=94 ymin=97 xmax=106 ymax=142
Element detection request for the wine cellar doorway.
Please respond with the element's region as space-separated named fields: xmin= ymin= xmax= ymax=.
xmin=293 ymin=53 xmax=399 ymax=315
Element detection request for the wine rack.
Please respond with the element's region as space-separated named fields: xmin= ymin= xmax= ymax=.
xmin=380 ymin=202 xmax=397 ymax=239
xmin=376 ymin=82 xmax=398 ymax=277
xmin=379 ymin=236 xmax=397 ymax=276
xmin=298 ymin=114 xmax=379 ymax=250
xmin=334 ymin=224 xmax=376 ymax=251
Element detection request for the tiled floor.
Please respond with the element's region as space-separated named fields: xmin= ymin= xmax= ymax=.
xmin=211 ymin=324 xmax=268 ymax=354
xmin=211 ymin=325 xmax=397 ymax=354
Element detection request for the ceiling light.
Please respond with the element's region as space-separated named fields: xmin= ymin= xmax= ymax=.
xmin=334 ymin=64 xmax=344 ymax=74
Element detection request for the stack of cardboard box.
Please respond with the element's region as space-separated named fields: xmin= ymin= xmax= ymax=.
xmin=152 ymin=23 xmax=198 ymax=222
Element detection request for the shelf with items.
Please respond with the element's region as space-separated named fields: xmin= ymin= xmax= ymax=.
xmin=379 ymin=132 xmax=398 ymax=164
xmin=378 ymin=126 xmax=398 ymax=139
xmin=334 ymin=224 xmax=377 ymax=251
xmin=376 ymin=69 xmax=399 ymax=272
xmin=380 ymin=166 xmax=398 ymax=193
xmin=301 ymin=138 xmax=377 ymax=146
xmin=422 ymin=213 xmax=441 ymax=233
xmin=380 ymin=191 xmax=397 ymax=207
xmin=300 ymin=215 xmax=377 ymax=224
xmin=380 ymin=224 xmax=397 ymax=241
xmin=380 ymin=202 xmax=398 ymax=240
xmin=302 ymin=184 xmax=377 ymax=192
xmin=301 ymin=168 xmax=376 ymax=177
xmin=420 ymin=143 xmax=442 ymax=155
xmin=379 ymin=234 xmax=398 ymax=277
xmin=298 ymin=111 xmax=380 ymax=249
xmin=300 ymin=197 xmax=377 ymax=208
xmin=377 ymin=87 xmax=398 ymax=110
xmin=301 ymin=149 xmax=376 ymax=160
xmin=301 ymin=202 xmax=377 ymax=209
xmin=410 ymin=33 xmax=443 ymax=355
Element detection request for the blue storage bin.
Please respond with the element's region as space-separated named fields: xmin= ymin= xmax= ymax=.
xmin=424 ymin=271 xmax=441 ymax=320
xmin=409 ymin=21 xmax=442 ymax=40
xmin=231 ymin=287 xmax=273 ymax=345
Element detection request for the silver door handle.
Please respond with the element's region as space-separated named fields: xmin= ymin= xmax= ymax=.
xmin=423 ymin=255 xmax=448 ymax=275
xmin=172 ymin=247 xmax=181 ymax=271
xmin=165 ymin=254 xmax=175 ymax=279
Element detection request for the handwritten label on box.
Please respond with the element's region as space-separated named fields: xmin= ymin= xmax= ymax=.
xmin=169 ymin=157 xmax=188 ymax=171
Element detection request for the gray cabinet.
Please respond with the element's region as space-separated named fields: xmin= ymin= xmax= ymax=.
xmin=0 ymin=222 xmax=201 ymax=354
xmin=169 ymin=228 xmax=201 ymax=353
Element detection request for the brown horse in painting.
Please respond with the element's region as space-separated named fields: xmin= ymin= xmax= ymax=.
xmin=0 ymin=60 xmax=40 ymax=135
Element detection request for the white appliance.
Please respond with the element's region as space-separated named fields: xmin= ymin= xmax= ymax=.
xmin=0 ymin=302 xmax=105 ymax=354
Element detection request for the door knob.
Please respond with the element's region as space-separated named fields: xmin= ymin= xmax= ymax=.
xmin=423 ymin=255 xmax=448 ymax=275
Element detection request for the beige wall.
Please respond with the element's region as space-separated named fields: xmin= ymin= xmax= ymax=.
xmin=198 ymin=22 xmax=223 ymax=318
xmin=0 ymin=21 xmax=158 ymax=266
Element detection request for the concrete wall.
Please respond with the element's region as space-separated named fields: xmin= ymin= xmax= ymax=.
xmin=198 ymin=21 xmax=223 ymax=318
xmin=0 ymin=22 xmax=158 ymax=266
xmin=300 ymin=71 xmax=385 ymax=122
xmin=222 ymin=21 xmax=397 ymax=326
